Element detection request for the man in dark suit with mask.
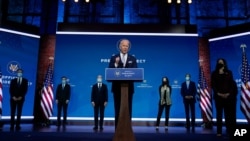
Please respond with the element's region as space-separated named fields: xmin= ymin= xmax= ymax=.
xmin=9 ymin=68 xmax=28 ymax=131
xmin=108 ymin=38 xmax=137 ymax=129
xmin=181 ymin=73 xmax=197 ymax=131
xmin=56 ymin=76 xmax=71 ymax=127
xmin=91 ymin=75 xmax=108 ymax=131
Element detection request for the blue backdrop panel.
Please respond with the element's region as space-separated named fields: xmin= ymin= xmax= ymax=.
xmin=54 ymin=32 xmax=199 ymax=119
xmin=0 ymin=28 xmax=40 ymax=116
xmin=209 ymin=32 xmax=250 ymax=120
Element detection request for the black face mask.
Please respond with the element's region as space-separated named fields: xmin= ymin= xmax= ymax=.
xmin=217 ymin=64 xmax=224 ymax=69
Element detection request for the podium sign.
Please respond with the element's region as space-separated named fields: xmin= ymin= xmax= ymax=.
xmin=105 ymin=68 xmax=144 ymax=81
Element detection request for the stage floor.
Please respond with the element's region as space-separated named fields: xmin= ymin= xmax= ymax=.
xmin=0 ymin=123 xmax=234 ymax=141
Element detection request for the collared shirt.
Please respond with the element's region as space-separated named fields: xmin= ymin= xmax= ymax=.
xmin=98 ymin=83 xmax=102 ymax=88
xmin=18 ymin=77 xmax=22 ymax=84
xmin=120 ymin=53 xmax=127 ymax=67
xmin=186 ymin=81 xmax=190 ymax=88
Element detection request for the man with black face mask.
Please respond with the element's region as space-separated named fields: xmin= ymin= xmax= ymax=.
xmin=211 ymin=58 xmax=238 ymax=138
xmin=9 ymin=68 xmax=28 ymax=131
xmin=181 ymin=73 xmax=197 ymax=132
xmin=56 ymin=76 xmax=71 ymax=127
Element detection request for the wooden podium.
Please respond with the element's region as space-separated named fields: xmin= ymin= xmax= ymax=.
xmin=105 ymin=68 xmax=144 ymax=141
xmin=113 ymin=83 xmax=135 ymax=141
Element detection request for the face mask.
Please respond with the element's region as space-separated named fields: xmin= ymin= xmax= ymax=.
xmin=17 ymin=73 xmax=22 ymax=77
xmin=185 ymin=77 xmax=190 ymax=81
xmin=218 ymin=63 xmax=224 ymax=69
xmin=162 ymin=78 xmax=168 ymax=84
xmin=62 ymin=80 xmax=66 ymax=84
xmin=97 ymin=78 xmax=102 ymax=83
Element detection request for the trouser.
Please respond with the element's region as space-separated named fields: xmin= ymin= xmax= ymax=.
xmin=156 ymin=104 xmax=171 ymax=126
xmin=10 ymin=99 xmax=24 ymax=127
xmin=184 ymin=101 xmax=195 ymax=128
xmin=94 ymin=103 xmax=105 ymax=128
xmin=215 ymin=98 xmax=236 ymax=135
xmin=57 ymin=102 xmax=68 ymax=125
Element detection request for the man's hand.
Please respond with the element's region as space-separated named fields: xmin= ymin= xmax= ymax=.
xmin=12 ymin=96 xmax=18 ymax=101
xmin=115 ymin=57 xmax=120 ymax=64
xmin=218 ymin=93 xmax=229 ymax=99
xmin=66 ymin=100 xmax=69 ymax=104
xmin=91 ymin=102 xmax=95 ymax=107
xmin=104 ymin=102 xmax=107 ymax=107
xmin=185 ymin=96 xmax=193 ymax=99
xmin=17 ymin=97 xmax=22 ymax=101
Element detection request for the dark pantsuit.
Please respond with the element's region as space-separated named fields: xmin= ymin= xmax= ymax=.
xmin=10 ymin=100 xmax=24 ymax=127
xmin=156 ymin=105 xmax=171 ymax=126
xmin=215 ymin=98 xmax=236 ymax=135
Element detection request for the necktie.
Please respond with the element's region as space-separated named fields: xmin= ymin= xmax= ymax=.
xmin=62 ymin=84 xmax=65 ymax=89
xmin=18 ymin=78 xmax=21 ymax=86
xmin=122 ymin=54 xmax=126 ymax=67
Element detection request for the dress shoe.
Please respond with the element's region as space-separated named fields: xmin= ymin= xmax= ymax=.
xmin=165 ymin=126 xmax=168 ymax=131
xmin=191 ymin=128 xmax=195 ymax=132
xmin=15 ymin=126 xmax=21 ymax=131
xmin=155 ymin=126 xmax=159 ymax=131
xmin=10 ymin=126 xmax=14 ymax=131
xmin=93 ymin=127 xmax=98 ymax=130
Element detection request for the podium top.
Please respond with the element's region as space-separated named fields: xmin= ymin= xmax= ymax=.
xmin=105 ymin=68 xmax=144 ymax=81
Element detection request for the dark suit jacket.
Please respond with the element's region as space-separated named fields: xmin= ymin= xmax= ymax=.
xmin=56 ymin=83 xmax=71 ymax=102
xmin=9 ymin=77 xmax=28 ymax=101
xmin=108 ymin=53 xmax=137 ymax=94
xmin=91 ymin=83 xmax=108 ymax=104
xmin=181 ymin=81 xmax=197 ymax=103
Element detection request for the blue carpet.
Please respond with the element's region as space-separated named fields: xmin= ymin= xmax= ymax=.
xmin=0 ymin=132 xmax=231 ymax=141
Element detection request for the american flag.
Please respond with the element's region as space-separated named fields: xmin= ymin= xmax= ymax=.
xmin=240 ymin=45 xmax=250 ymax=123
xmin=40 ymin=63 xmax=54 ymax=120
xmin=0 ymin=69 xmax=3 ymax=119
xmin=197 ymin=66 xmax=213 ymax=122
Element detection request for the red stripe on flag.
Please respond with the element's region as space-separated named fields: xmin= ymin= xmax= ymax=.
xmin=198 ymin=66 xmax=213 ymax=122
xmin=240 ymin=47 xmax=250 ymax=123
xmin=40 ymin=63 xmax=54 ymax=120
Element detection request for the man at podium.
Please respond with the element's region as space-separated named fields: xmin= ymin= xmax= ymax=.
xmin=108 ymin=38 xmax=137 ymax=129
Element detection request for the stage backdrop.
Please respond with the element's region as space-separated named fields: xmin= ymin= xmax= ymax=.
xmin=0 ymin=28 xmax=40 ymax=117
xmin=209 ymin=31 xmax=250 ymax=120
xmin=54 ymin=32 xmax=199 ymax=120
